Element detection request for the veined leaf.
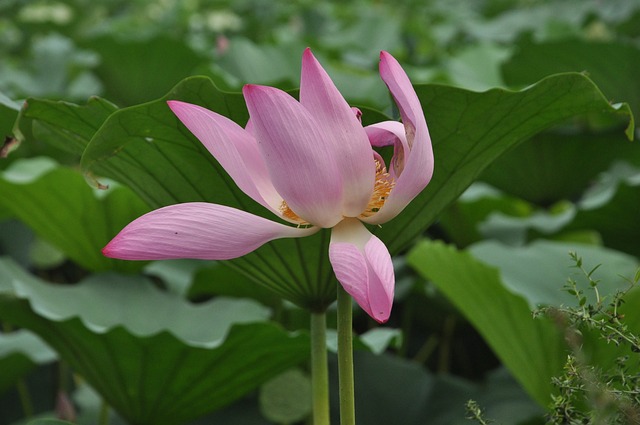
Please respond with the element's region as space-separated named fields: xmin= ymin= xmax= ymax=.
xmin=15 ymin=96 xmax=117 ymax=157
xmin=0 ymin=258 xmax=309 ymax=425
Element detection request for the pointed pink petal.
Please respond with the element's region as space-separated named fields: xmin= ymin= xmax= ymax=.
xmin=167 ymin=101 xmax=283 ymax=217
xmin=103 ymin=203 xmax=318 ymax=261
xmin=299 ymin=48 xmax=375 ymax=217
xmin=328 ymin=219 xmax=394 ymax=323
xmin=362 ymin=52 xmax=434 ymax=225
xmin=243 ymin=84 xmax=344 ymax=228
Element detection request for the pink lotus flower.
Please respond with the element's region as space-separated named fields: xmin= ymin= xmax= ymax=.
xmin=103 ymin=49 xmax=433 ymax=323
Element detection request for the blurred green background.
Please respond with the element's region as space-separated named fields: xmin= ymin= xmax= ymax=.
xmin=1 ymin=1 xmax=639 ymax=424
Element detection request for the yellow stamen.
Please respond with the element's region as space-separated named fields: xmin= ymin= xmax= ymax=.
xmin=280 ymin=200 xmax=310 ymax=226
xmin=359 ymin=158 xmax=395 ymax=218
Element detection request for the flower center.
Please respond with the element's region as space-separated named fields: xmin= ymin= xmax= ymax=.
xmin=279 ymin=158 xmax=394 ymax=225
xmin=359 ymin=158 xmax=395 ymax=218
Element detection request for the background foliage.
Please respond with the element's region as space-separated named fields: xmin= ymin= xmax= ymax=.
xmin=1 ymin=0 xmax=639 ymax=424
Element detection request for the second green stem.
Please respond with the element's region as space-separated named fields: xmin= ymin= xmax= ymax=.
xmin=337 ymin=284 xmax=355 ymax=425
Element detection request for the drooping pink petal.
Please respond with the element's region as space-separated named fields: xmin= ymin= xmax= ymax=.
xmin=362 ymin=52 xmax=434 ymax=225
xmin=364 ymin=121 xmax=409 ymax=180
xmin=364 ymin=121 xmax=404 ymax=148
xmin=102 ymin=202 xmax=318 ymax=261
xmin=299 ymin=48 xmax=375 ymax=217
xmin=328 ymin=218 xmax=394 ymax=323
xmin=243 ymin=84 xmax=344 ymax=228
xmin=167 ymin=101 xmax=285 ymax=218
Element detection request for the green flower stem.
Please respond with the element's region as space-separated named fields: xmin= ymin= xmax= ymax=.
xmin=310 ymin=312 xmax=330 ymax=425
xmin=16 ymin=379 xmax=34 ymax=419
xmin=99 ymin=400 xmax=110 ymax=425
xmin=337 ymin=285 xmax=355 ymax=425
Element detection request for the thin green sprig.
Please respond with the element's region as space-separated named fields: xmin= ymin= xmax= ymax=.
xmin=538 ymin=252 xmax=640 ymax=424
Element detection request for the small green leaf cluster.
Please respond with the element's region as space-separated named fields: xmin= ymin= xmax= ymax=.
xmin=541 ymin=254 xmax=640 ymax=424
xmin=465 ymin=400 xmax=493 ymax=425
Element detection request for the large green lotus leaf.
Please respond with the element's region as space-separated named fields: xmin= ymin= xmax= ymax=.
xmin=81 ymin=76 xmax=249 ymax=207
xmin=15 ymin=96 xmax=117 ymax=157
xmin=478 ymin=39 xmax=640 ymax=205
xmin=0 ymin=330 xmax=56 ymax=395
xmin=503 ymin=39 xmax=640 ymax=121
xmin=468 ymin=240 xmax=639 ymax=309
xmin=0 ymin=158 xmax=150 ymax=273
xmin=81 ymin=73 xmax=633 ymax=310
xmin=479 ymin=129 xmax=640 ymax=206
xmin=376 ymin=73 xmax=633 ymax=254
xmin=406 ymin=240 xmax=566 ymax=406
xmin=231 ymin=229 xmax=338 ymax=311
xmin=0 ymin=258 xmax=310 ymax=425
